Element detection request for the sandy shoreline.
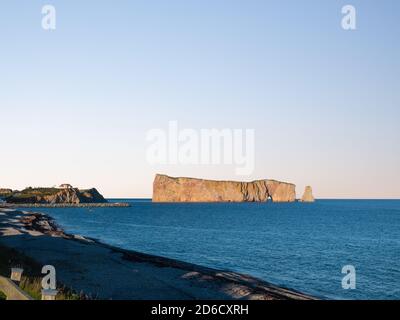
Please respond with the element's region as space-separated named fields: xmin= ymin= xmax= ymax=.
xmin=0 ymin=206 xmax=314 ymax=300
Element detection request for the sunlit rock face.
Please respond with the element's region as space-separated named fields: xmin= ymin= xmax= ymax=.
xmin=300 ymin=186 xmax=315 ymax=202
xmin=152 ymin=174 xmax=296 ymax=203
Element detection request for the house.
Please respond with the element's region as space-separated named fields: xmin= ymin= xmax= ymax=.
xmin=59 ymin=184 xmax=73 ymax=189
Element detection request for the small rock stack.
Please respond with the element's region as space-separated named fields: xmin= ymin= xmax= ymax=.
xmin=300 ymin=186 xmax=315 ymax=202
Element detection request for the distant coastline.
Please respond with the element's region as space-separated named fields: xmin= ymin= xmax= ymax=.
xmin=0 ymin=184 xmax=108 ymax=205
xmin=6 ymin=203 xmax=130 ymax=208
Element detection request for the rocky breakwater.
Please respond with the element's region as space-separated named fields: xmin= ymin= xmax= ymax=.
xmin=152 ymin=174 xmax=296 ymax=202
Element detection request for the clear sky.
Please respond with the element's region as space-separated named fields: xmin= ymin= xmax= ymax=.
xmin=0 ymin=0 xmax=399 ymax=198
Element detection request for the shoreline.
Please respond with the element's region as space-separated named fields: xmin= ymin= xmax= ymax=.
xmin=4 ymin=202 xmax=130 ymax=208
xmin=0 ymin=206 xmax=315 ymax=300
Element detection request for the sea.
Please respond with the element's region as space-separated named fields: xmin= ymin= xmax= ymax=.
xmin=35 ymin=199 xmax=400 ymax=300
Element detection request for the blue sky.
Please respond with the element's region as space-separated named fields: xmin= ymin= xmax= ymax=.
xmin=0 ymin=0 xmax=399 ymax=198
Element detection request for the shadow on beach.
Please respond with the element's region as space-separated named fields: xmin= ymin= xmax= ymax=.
xmin=0 ymin=208 xmax=313 ymax=300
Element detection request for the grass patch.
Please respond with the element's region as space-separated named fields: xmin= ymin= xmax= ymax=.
xmin=19 ymin=276 xmax=83 ymax=300
xmin=0 ymin=244 xmax=86 ymax=300
xmin=20 ymin=188 xmax=60 ymax=196
xmin=0 ymin=290 xmax=6 ymax=300
xmin=7 ymin=188 xmax=60 ymax=201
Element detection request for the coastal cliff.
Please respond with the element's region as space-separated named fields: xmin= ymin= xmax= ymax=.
xmin=152 ymin=174 xmax=296 ymax=202
xmin=0 ymin=189 xmax=13 ymax=198
xmin=3 ymin=187 xmax=107 ymax=204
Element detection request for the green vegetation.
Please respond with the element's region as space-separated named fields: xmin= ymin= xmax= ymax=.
xmin=3 ymin=187 xmax=62 ymax=204
xmin=0 ymin=244 xmax=86 ymax=300
xmin=0 ymin=190 xmax=12 ymax=198
xmin=19 ymin=276 xmax=82 ymax=300
xmin=9 ymin=188 xmax=60 ymax=199
xmin=0 ymin=290 xmax=6 ymax=300
xmin=3 ymin=186 xmax=106 ymax=204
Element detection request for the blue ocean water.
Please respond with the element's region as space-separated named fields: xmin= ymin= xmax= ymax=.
xmin=35 ymin=200 xmax=400 ymax=300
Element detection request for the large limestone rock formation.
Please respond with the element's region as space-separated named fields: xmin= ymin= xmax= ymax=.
xmin=300 ymin=186 xmax=315 ymax=202
xmin=152 ymin=174 xmax=296 ymax=203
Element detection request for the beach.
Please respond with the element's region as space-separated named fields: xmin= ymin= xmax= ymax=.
xmin=0 ymin=206 xmax=312 ymax=300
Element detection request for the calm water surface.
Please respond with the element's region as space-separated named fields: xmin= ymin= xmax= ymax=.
xmin=35 ymin=200 xmax=400 ymax=299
